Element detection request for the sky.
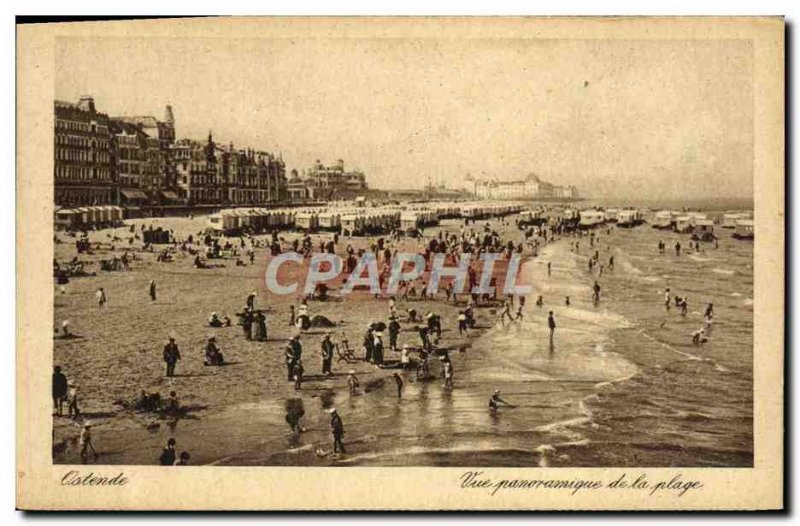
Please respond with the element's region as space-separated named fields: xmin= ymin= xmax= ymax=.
xmin=55 ymin=36 xmax=754 ymax=199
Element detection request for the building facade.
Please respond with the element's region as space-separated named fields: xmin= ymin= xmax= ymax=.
xmin=54 ymin=96 xmax=290 ymax=208
xmin=54 ymin=96 xmax=115 ymax=206
xmin=474 ymin=173 xmax=578 ymax=200
xmin=287 ymin=159 xmax=368 ymax=200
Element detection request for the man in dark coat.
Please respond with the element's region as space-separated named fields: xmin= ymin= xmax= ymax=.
xmin=285 ymin=342 xmax=296 ymax=381
xmin=52 ymin=366 xmax=68 ymax=416
xmin=363 ymin=327 xmax=374 ymax=363
xmin=388 ymin=316 xmax=401 ymax=351
xmin=321 ymin=333 xmax=334 ymax=376
xmin=330 ymin=408 xmax=345 ymax=454
xmin=163 ymin=337 xmax=181 ymax=377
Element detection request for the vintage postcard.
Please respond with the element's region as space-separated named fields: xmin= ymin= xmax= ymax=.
xmin=16 ymin=16 xmax=784 ymax=510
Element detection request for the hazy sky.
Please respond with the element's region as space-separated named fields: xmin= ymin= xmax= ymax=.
xmin=55 ymin=36 xmax=753 ymax=199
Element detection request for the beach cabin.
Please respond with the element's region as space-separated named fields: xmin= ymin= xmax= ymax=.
xmin=401 ymin=212 xmax=420 ymax=231
xmin=692 ymin=219 xmax=716 ymax=241
xmin=579 ymin=210 xmax=606 ymax=229
xmin=733 ymin=219 xmax=754 ymax=240
xmin=721 ymin=213 xmax=749 ymax=228
xmin=54 ymin=209 xmax=81 ymax=229
xmin=604 ymin=208 xmax=620 ymax=223
xmin=652 ymin=211 xmax=674 ymax=229
xmin=295 ymin=211 xmax=319 ymax=232
xmin=674 ymin=215 xmax=694 ymax=233
xmin=617 ymin=209 xmax=643 ymax=228
xmin=318 ymin=212 xmax=341 ymax=231
xmin=206 ymin=213 xmax=223 ymax=232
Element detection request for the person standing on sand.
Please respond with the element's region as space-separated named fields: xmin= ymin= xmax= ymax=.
xmin=388 ymin=315 xmax=401 ymax=351
xmin=163 ymin=337 xmax=181 ymax=377
xmin=149 ymin=280 xmax=157 ymax=302
xmin=321 ymin=333 xmax=334 ymax=376
xmin=664 ymin=288 xmax=672 ymax=312
xmin=79 ymin=423 xmax=96 ymax=460
xmin=159 ymin=438 xmax=177 ymax=465
xmin=547 ymin=311 xmax=556 ymax=342
xmin=442 ymin=359 xmax=454 ymax=390
xmin=285 ymin=342 xmax=296 ymax=381
xmin=363 ymin=326 xmax=375 ymax=363
xmin=67 ymin=382 xmax=80 ymax=419
xmin=293 ymin=360 xmax=305 ymax=391
xmin=675 ymin=241 xmax=682 ymax=256
xmin=392 ymin=372 xmax=403 ymax=398
xmin=347 ymin=370 xmax=360 ymax=395
xmin=373 ymin=332 xmax=385 ymax=366
xmin=52 ymin=366 xmax=68 ymax=416
xmin=96 ymin=287 xmax=106 ymax=308
xmin=547 ymin=261 xmax=551 ymax=276
xmin=329 ymin=408 xmax=346 ymax=454
xmin=289 ymin=305 xmax=295 ymax=327
xmin=609 ymin=256 xmax=614 ymax=271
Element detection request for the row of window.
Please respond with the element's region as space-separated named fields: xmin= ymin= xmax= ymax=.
xmin=55 ymin=165 xmax=111 ymax=181
xmin=55 ymin=188 xmax=114 ymax=207
xmin=55 ymin=149 xmax=110 ymax=164
xmin=55 ymin=134 xmax=110 ymax=149
xmin=55 ymin=119 xmax=106 ymax=135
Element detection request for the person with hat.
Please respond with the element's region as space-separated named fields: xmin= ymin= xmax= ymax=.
xmin=246 ymin=291 xmax=257 ymax=311
xmin=208 ymin=312 xmax=223 ymax=327
xmin=52 ymin=366 xmax=68 ymax=416
xmin=163 ymin=337 xmax=181 ymax=377
xmin=174 ymin=451 xmax=191 ymax=466
xmin=149 ymin=279 xmax=157 ymax=302
xmin=79 ymin=422 xmax=96 ymax=460
xmin=387 ymin=315 xmax=401 ymax=351
xmin=400 ymin=345 xmax=411 ymax=369
xmin=67 ymin=382 xmax=80 ymax=419
xmin=329 ymin=408 xmax=346 ymax=454
xmin=285 ymin=341 xmax=296 ymax=381
xmin=159 ymin=438 xmax=177 ymax=465
xmin=321 ymin=333 xmax=334 ymax=376
xmin=372 ymin=332 xmax=384 ymax=366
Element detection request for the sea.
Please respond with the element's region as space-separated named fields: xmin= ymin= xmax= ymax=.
xmin=217 ymin=204 xmax=754 ymax=468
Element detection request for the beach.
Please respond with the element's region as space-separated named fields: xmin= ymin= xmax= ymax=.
xmin=52 ymin=212 xmax=753 ymax=467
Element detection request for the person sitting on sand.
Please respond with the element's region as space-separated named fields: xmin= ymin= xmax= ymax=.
xmin=489 ymin=389 xmax=513 ymax=411
xmin=692 ymin=328 xmax=708 ymax=345
xmin=208 ymin=312 xmax=223 ymax=327
xmin=164 ymin=391 xmax=180 ymax=414
xmin=205 ymin=336 xmax=224 ymax=366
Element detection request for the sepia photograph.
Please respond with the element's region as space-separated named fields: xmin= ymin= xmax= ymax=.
xmin=16 ymin=15 xmax=784 ymax=510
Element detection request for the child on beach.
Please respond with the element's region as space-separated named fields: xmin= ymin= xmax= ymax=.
xmin=67 ymin=382 xmax=80 ymax=419
xmin=79 ymin=423 xmax=96 ymax=460
xmin=347 ymin=370 xmax=360 ymax=395
xmin=293 ymin=360 xmax=304 ymax=391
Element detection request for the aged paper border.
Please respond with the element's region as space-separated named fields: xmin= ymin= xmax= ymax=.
xmin=16 ymin=16 xmax=784 ymax=511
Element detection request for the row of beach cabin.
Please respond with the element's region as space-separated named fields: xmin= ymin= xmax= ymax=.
xmin=205 ymin=202 xmax=525 ymax=236
xmin=55 ymin=206 xmax=125 ymax=230
xmin=651 ymin=210 xmax=752 ymax=240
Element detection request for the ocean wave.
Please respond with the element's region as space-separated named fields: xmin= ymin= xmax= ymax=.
xmin=712 ymin=268 xmax=736 ymax=276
